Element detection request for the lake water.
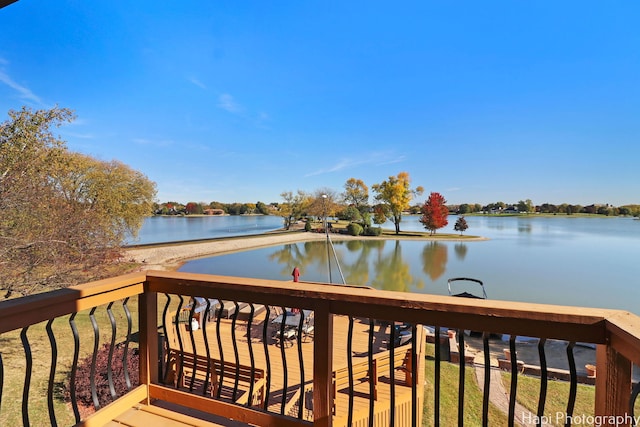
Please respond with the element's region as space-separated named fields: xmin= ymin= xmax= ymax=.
xmin=178 ymin=215 xmax=640 ymax=315
xmin=127 ymin=215 xmax=284 ymax=245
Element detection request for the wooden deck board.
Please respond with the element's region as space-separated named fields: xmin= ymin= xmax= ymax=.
xmin=110 ymin=403 xmax=250 ymax=427
xmin=162 ymin=308 xmax=421 ymax=421
xmin=112 ymin=406 xmax=211 ymax=426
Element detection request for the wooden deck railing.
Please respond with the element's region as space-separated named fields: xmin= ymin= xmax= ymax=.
xmin=1 ymin=270 xmax=640 ymax=426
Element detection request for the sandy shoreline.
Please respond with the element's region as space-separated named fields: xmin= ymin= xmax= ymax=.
xmin=125 ymin=230 xmax=486 ymax=271
xmin=126 ymin=231 xmax=332 ymax=271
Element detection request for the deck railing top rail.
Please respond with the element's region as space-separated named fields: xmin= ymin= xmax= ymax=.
xmin=1 ymin=270 xmax=636 ymax=351
xmin=0 ymin=271 xmax=147 ymax=334
xmin=145 ymin=270 xmax=629 ymax=348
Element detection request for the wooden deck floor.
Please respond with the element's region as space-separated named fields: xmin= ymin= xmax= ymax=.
xmin=107 ymin=402 xmax=253 ymax=426
xmin=161 ymin=307 xmax=422 ymax=422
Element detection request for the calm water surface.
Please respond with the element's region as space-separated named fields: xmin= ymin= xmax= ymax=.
xmin=128 ymin=215 xmax=283 ymax=244
xmin=180 ymin=215 xmax=640 ymax=314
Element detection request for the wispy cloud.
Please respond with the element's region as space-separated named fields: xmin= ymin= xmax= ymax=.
xmin=0 ymin=60 xmax=45 ymax=106
xmin=217 ymin=93 xmax=243 ymax=114
xmin=305 ymin=159 xmax=356 ymax=177
xmin=254 ymin=111 xmax=271 ymax=129
xmin=189 ymin=77 xmax=207 ymax=89
xmin=375 ymin=155 xmax=406 ymax=166
xmin=305 ymin=152 xmax=406 ymax=177
xmin=217 ymin=93 xmax=270 ymax=128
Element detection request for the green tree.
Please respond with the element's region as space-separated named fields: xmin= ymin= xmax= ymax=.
xmin=620 ymin=205 xmax=640 ymax=217
xmin=517 ymin=199 xmax=534 ymax=213
xmin=371 ymin=172 xmax=424 ymax=234
xmin=342 ymin=178 xmax=369 ymax=213
xmin=337 ymin=205 xmax=362 ymax=222
xmin=255 ymin=201 xmax=270 ymax=215
xmin=227 ymin=203 xmax=244 ymax=215
xmin=0 ymin=106 xmax=156 ymax=297
xmin=597 ymin=205 xmax=614 ymax=216
xmin=419 ymin=192 xmax=449 ymax=235
xmin=278 ymin=190 xmax=310 ymax=230
xmin=346 ymin=222 xmax=363 ymax=236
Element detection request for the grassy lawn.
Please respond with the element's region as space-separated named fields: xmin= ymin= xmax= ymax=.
xmin=310 ymin=218 xmax=480 ymax=239
xmin=422 ymin=344 xmax=508 ymax=426
xmin=0 ymin=298 xmax=141 ymax=425
xmin=423 ymin=360 xmax=509 ymax=426
xmin=502 ymin=372 xmax=596 ymax=426
xmin=381 ymin=229 xmax=480 ymax=239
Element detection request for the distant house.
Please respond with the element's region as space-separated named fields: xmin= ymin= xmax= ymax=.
xmin=204 ymin=208 xmax=225 ymax=215
xmin=503 ymin=206 xmax=519 ymax=214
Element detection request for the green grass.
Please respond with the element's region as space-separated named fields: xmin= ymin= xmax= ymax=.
xmin=0 ymin=299 xmax=141 ymax=425
xmin=502 ymin=372 xmax=596 ymax=426
xmin=310 ymin=218 xmax=481 ymax=239
xmin=422 ymin=345 xmax=508 ymax=426
xmin=380 ymin=229 xmax=480 ymax=239
xmin=422 ymin=341 xmax=601 ymax=426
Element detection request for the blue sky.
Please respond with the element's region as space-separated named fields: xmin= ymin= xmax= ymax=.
xmin=1 ymin=1 xmax=638 ymax=206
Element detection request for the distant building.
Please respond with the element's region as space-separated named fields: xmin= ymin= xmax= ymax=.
xmin=204 ymin=208 xmax=225 ymax=215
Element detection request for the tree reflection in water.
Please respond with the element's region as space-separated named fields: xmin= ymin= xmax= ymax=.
xmin=267 ymin=240 xmax=454 ymax=291
xmin=371 ymin=240 xmax=424 ymax=292
xmin=454 ymin=243 xmax=468 ymax=261
xmin=421 ymin=242 xmax=448 ymax=281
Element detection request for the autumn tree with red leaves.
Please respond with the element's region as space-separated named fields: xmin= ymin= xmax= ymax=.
xmin=420 ymin=192 xmax=449 ymax=235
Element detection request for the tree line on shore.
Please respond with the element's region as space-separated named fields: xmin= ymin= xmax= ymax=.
xmin=156 ymin=174 xmax=640 ymax=237
xmin=156 ymin=198 xmax=640 ymax=219
xmin=455 ymin=201 xmax=640 ymax=217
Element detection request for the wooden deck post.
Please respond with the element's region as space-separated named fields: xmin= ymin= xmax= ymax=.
xmin=313 ymin=301 xmax=333 ymax=427
xmin=595 ymin=343 xmax=632 ymax=426
xmin=139 ymin=290 xmax=159 ymax=403
xmin=415 ymin=325 xmax=426 ymax=427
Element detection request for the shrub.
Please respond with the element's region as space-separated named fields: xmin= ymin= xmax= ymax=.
xmin=364 ymin=226 xmax=382 ymax=236
xmin=304 ymin=219 xmax=312 ymax=232
xmin=347 ymin=222 xmax=363 ymax=236
xmin=67 ymin=342 xmax=140 ymax=410
xmin=337 ymin=206 xmax=362 ymax=222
